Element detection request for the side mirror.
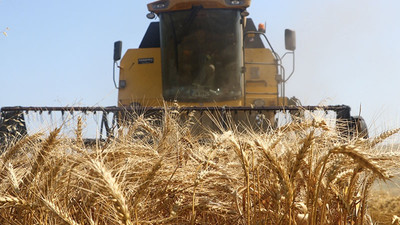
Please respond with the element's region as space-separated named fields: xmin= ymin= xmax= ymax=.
xmin=113 ymin=41 xmax=123 ymax=61
xmin=285 ymin=29 xmax=296 ymax=51
xmin=146 ymin=12 xmax=156 ymax=19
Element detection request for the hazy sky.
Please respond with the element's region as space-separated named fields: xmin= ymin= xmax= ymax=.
xmin=1 ymin=0 xmax=400 ymax=137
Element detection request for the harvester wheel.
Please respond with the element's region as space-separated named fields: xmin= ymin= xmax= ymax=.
xmin=0 ymin=111 xmax=27 ymax=150
xmin=350 ymin=116 xmax=369 ymax=139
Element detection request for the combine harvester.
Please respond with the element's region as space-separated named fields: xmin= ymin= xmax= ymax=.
xmin=0 ymin=0 xmax=368 ymax=143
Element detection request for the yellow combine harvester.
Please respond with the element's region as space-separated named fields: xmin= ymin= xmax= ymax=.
xmin=0 ymin=0 xmax=368 ymax=142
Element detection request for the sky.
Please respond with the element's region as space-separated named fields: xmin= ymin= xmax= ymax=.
xmin=1 ymin=0 xmax=400 ymax=138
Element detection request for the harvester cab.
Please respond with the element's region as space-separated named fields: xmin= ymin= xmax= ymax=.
xmin=116 ymin=0 xmax=296 ymax=108
xmin=0 ymin=0 xmax=368 ymax=145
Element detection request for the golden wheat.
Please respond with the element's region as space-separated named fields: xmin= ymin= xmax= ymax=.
xmin=0 ymin=109 xmax=399 ymax=224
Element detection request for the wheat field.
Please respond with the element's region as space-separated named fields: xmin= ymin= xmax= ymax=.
xmin=0 ymin=109 xmax=399 ymax=225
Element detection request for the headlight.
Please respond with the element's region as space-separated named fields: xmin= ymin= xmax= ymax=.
xmin=152 ymin=1 xmax=169 ymax=9
xmin=226 ymin=0 xmax=244 ymax=5
xmin=253 ymin=99 xmax=265 ymax=107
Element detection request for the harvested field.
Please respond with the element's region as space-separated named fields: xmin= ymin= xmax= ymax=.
xmin=0 ymin=110 xmax=399 ymax=224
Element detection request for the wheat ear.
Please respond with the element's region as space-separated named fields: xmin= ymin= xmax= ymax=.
xmin=290 ymin=130 xmax=314 ymax=181
xmin=75 ymin=116 xmax=84 ymax=148
xmin=331 ymin=145 xmax=389 ymax=180
xmin=6 ymin=162 xmax=20 ymax=192
xmin=21 ymin=127 xmax=61 ymax=187
xmin=0 ymin=133 xmax=42 ymax=167
xmin=41 ymin=197 xmax=81 ymax=225
xmin=369 ymin=128 xmax=400 ymax=148
xmin=0 ymin=195 xmax=26 ymax=206
xmin=90 ymin=159 xmax=132 ymax=225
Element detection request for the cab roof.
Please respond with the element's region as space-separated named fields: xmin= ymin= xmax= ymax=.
xmin=148 ymin=0 xmax=251 ymax=13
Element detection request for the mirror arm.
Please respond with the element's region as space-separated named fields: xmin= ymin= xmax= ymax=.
xmin=284 ymin=51 xmax=295 ymax=82
xmin=113 ymin=61 xmax=120 ymax=89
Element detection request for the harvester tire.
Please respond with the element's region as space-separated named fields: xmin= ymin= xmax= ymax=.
xmin=351 ymin=116 xmax=369 ymax=139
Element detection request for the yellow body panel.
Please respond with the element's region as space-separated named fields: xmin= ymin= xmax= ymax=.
xmin=118 ymin=48 xmax=279 ymax=107
xmin=148 ymin=0 xmax=251 ymax=13
xmin=244 ymin=48 xmax=278 ymax=106
xmin=118 ymin=48 xmax=162 ymax=107
xmin=118 ymin=48 xmax=278 ymax=108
